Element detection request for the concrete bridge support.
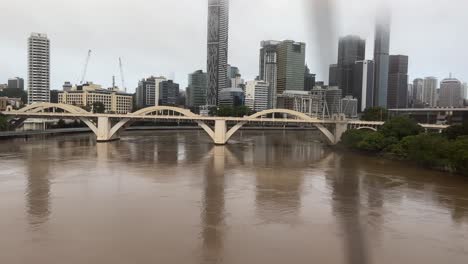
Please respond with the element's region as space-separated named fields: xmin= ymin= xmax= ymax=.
xmin=96 ymin=117 xmax=119 ymax=142
xmin=334 ymin=122 xmax=349 ymax=145
xmin=213 ymin=120 xmax=228 ymax=145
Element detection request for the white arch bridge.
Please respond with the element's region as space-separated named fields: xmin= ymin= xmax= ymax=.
xmin=2 ymin=103 xmax=449 ymax=145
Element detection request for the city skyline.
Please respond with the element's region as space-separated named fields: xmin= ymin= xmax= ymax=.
xmin=1 ymin=0 xmax=468 ymax=91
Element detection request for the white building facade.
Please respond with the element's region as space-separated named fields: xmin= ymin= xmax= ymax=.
xmin=245 ymin=80 xmax=269 ymax=112
xmin=28 ymin=33 xmax=50 ymax=103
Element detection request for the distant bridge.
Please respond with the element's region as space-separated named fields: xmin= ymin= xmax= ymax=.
xmin=2 ymin=103 xmax=449 ymax=145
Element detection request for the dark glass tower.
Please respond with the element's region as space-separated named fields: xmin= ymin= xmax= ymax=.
xmin=336 ymin=35 xmax=366 ymax=96
xmin=387 ymin=55 xmax=408 ymax=109
xmin=207 ymin=0 xmax=229 ymax=106
xmin=373 ymin=9 xmax=391 ymax=108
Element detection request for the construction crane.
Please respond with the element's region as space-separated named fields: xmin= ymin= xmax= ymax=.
xmin=80 ymin=50 xmax=92 ymax=84
xmin=119 ymin=57 xmax=126 ymax=93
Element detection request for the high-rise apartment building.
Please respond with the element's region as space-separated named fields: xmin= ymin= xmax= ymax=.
xmin=439 ymin=77 xmax=463 ymax=107
xmin=245 ymin=80 xmax=269 ymax=112
xmin=276 ymin=40 xmax=306 ymax=94
xmin=373 ymin=10 xmax=391 ymax=107
xmin=353 ymin=60 xmax=375 ymax=112
xmin=187 ymin=70 xmax=208 ymax=107
xmin=329 ymin=64 xmax=339 ymax=86
xmin=8 ymin=77 xmax=24 ymax=90
xmin=207 ymin=0 xmax=229 ymax=106
xmin=423 ymin=77 xmax=438 ymax=107
xmin=28 ymin=33 xmax=50 ymax=103
xmin=336 ymin=35 xmax=366 ymax=97
xmin=412 ymin=78 xmax=424 ymax=106
xmin=387 ymin=55 xmax=408 ymax=109
xmin=159 ymin=80 xmax=180 ymax=106
xmin=136 ymin=76 xmax=166 ymax=108
xmin=259 ymin=40 xmax=281 ymax=109
xmin=304 ymin=65 xmax=316 ymax=91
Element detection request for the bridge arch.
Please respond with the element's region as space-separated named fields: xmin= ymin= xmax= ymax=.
xmin=356 ymin=126 xmax=378 ymax=132
xmin=224 ymin=109 xmax=336 ymax=144
xmin=108 ymin=106 xmax=215 ymax=141
xmin=13 ymin=103 xmax=98 ymax=134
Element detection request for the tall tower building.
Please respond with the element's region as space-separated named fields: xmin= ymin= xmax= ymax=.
xmin=423 ymin=77 xmax=438 ymax=107
xmin=439 ymin=77 xmax=463 ymax=107
xmin=206 ymin=0 xmax=229 ymax=106
xmin=353 ymin=60 xmax=375 ymax=112
xmin=259 ymin=40 xmax=280 ymax=108
xmin=187 ymin=70 xmax=208 ymax=107
xmin=28 ymin=33 xmax=50 ymax=104
xmin=387 ymin=55 xmax=408 ymax=109
xmin=412 ymin=78 xmax=424 ymax=106
xmin=336 ymin=35 xmax=366 ymax=96
xmin=276 ymin=40 xmax=306 ymax=94
xmin=373 ymin=9 xmax=391 ymax=108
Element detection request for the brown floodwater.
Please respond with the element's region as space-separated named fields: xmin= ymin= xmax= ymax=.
xmin=0 ymin=130 xmax=467 ymax=264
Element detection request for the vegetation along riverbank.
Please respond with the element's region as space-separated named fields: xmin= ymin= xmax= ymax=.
xmin=340 ymin=116 xmax=468 ymax=176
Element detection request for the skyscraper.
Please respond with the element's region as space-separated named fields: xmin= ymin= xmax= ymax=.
xmin=245 ymin=80 xmax=269 ymax=112
xmin=276 ymin=40 xmax=306 ymax=94
xmin=136 ymin=76 xmax=166 ymax=108
xmin=336 ymin=35 xmax=366 ymax=97
xmin=387 ymin=55 xmax=408 ymax=109
xmin=259 ymin=40 xmax=280 ymax=108
xmin=423 ymin=77 xmax=438 ymax=107
xmin=353 ymin=60 xmax=375 ymax=112
xmin=207 ymin=0 xmax=229 ymax=106
xmin=373 ymin=10 xmax=391 ymax=108
xmin=28 ymin=33 xmax=50 ymax=103
xmin=8 ymin=77 xmax=24 ymax=90
xmin=304 ymin=65 xmax=316 ymax=91
xmin=187 ymin=70 xmax=208 ymax=107
xmin=412 ymin=78 xmax=424 ymax=106
xmin=159 ymin=80 xmax=180 ymax=106
xmin=439 ymin=77 xmax=463 ymax=107
xmin=328 ymin=64 xmax=339 ymax=86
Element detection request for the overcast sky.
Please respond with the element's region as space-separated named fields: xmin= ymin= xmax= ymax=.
xmin=1 ymin=0 xmax=467 ymax=92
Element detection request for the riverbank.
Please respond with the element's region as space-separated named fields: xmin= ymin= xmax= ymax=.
xmin=339 ymin=117 xmax=468 ymax=176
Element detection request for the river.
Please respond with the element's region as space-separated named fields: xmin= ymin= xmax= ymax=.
xmin=0 ymin=130 xmax=467 ymax=264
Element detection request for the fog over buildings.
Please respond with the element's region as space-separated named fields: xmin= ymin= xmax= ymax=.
xmin=1 ymin=0 xmax=468 ymax=91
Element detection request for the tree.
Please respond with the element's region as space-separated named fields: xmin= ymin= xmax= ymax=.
xmin=361 ymin=107 xmax=388 ymax=121
xmin=402 ymin=134 xmax=451 ymax=168
xmin=449 ymin=136 xmax=468 ymax=175
xmin=92 ymin=102 xmax=106 ymax=113
xmin=0 ymin=114 xmax=9 ymax=131
xmin=341 ymin=129 xmax=371 ymax=149
xmin=443 ymin=122 xmax=468 ymax=140
xmin=380 ymin=116 xmax=424 ymax=140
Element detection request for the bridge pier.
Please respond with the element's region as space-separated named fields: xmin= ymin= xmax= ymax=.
xmin=96 ymin=117 xmax=120 ymax=142
xmin=214 ymin=120 xmax=227 ymax=145
xmin=334 ymin=122 xmax=348 ymax=145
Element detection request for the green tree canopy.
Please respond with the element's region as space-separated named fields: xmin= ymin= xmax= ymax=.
xmin=443 ymin=122 xmax=468 ymax=140
xmin=0 ymin=114 xmax=9 ymax=131
xmin=361 ymin=107 xmax=388 ymax=121
xmin=380 ymin=116 xmax=424 ymax=140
